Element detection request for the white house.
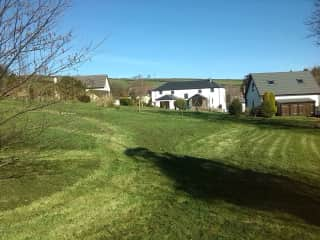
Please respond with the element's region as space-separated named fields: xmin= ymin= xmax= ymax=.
xmin=74 ymin=75 xmax=111 ymax=101
xmin=245 ymin=71 xmax=320 ymax=116
xmin=151 ymin=80 xmax=227 ymax=111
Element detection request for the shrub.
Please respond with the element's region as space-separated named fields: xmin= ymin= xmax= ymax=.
xmin=174 ymin=98 xmax=187 ymax=110
xmin=228 ymin=98 xmax=242 ymax=116
xmin=261 ymin=92 xmax=277 ymax=118
xmin=77 ymin=95 xmax=91 ymax=103
xmin=57 ymin=76 xmax=86 ymax=100
xmin=119 ymin=97 xmax=134 ymax=106
xmin=96 ymin=96 xmax=114 ymax=107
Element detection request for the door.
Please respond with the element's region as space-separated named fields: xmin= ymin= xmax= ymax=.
xmin=160 ymin=101 xmax=169 ymax=109
xmin=297 ymin=104 xmax=305 ymax=116
xmin=304 ymin=103 xmax=315 ymax=116
xmin=290 ymin=104 xmax=298 ymax=115
xmin=281 ymin=104 xmax=290 ymax=116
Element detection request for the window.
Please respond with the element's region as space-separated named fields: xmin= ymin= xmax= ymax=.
xmin=171 ymin=90 xmax=174 ymax=95
xmin=296 ymin=79 xmax=304 ymax=84
xmin=184 ymin=93 xmax=188 ymax=99
xmin=252 ymin=82 xmax=255 ymax=92
xmin=267 ymin=80 xmax=275 ymax=85
xmin=159 ymin=90 xmax=162 ymax=95
xmin=211 ymin=88 xmax=214 ymax=92
xmin=198 ymin=89 xmax=202 ymax=94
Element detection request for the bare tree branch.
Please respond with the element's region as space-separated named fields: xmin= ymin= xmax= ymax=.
xmin=307 ymin=0 xmax=320 ymax=46
xmin=0 ymin=0 xmax=98 ymax=132
xmin=0 ymin=0 xmax=91 ymax=98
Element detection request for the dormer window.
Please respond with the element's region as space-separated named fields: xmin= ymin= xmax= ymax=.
xmin=296 ymin=79 xmax=304 ymax=84
xmin=267 ymin=80 xmax=275 ymax=85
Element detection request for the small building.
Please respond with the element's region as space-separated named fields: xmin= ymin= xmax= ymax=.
xmin=151 ymin=80 xmax=226 ymax=111
xmin=74 ymin=75 xmax=111 ymax=101
xmin=245 ymin=71 xmax=320 ymax=116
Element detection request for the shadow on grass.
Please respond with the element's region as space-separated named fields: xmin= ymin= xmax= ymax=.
xmin=148 ymin=109 xmax=320 ymax=130
xmin=125 ymin=147 xmax=320 ymax=226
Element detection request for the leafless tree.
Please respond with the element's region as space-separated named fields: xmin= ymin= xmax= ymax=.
xmin=0 ymin=0 xmax=92 ymax=126
xmin=307 ymin=0 xmax=320 ymax=45
xmin=0 ymin=0 xmax=97 ymax=153
xmin=129 ymin=79 xmax=150 ymax=112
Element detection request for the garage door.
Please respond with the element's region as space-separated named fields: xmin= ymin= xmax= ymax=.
xmin=280 ymin=104 xmax=290 ymax=116
xmin=279 ymin=102 xmax=315 ymax=116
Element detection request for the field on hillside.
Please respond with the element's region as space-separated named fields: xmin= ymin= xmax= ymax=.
xmin=1 ymin=101 xmax=320 ymax=239
xmin=109 ymin=78 xmax=243 ymax=97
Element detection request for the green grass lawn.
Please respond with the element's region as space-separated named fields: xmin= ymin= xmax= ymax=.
xmin=1 ymin=101 xmax=320 ymax=239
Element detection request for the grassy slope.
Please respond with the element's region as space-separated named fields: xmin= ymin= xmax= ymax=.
xmin=1 ymin=101 xmax=320 ymax=239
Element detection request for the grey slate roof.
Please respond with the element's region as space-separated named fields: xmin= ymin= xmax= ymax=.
xmin=251 ymin=71 xmax=320 ymax=96
xmin=153 ymin=80 xmax=222 ymax=91
xmin=156 ymin=95 xmax=178 ymax=101
xmin=73 ymin=75 xmax=107 ymax=89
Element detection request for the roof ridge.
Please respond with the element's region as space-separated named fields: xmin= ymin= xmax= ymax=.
xmin=251 ymin=71 xmax=309 ymax=75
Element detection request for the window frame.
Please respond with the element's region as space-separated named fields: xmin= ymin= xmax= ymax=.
xmin=296 ymin=79 xmax=304 ymax=84
xmin=267 ymin=80 xmax=275 ymax=85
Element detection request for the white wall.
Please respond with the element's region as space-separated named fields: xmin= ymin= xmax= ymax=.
xmin=275 ymin=95 xmax=320 ymax=107
xmin=104 ymin=76 xmax=111 ymax=93
xmin=169 ymin=100 xmax=175 ymax=109
xmin=242 ymin=103 xmax=246 ymax=112
xmin=246 ymin=80 xmax=262 ymax=109
xmin=151 ymin=88 xmax=226 ymax=111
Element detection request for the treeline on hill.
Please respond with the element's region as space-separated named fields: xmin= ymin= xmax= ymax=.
xmin=1 ymin=73 xmax=89 ymax=102
xmin=110 ymin=79 xmax=156 ymax=98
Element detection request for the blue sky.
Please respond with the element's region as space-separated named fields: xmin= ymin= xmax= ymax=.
xmin=63 ymin=0 xmax=320 ymax=79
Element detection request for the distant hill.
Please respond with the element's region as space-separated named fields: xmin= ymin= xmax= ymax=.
xmin=110 ymin=78 xmax=242 ymax=88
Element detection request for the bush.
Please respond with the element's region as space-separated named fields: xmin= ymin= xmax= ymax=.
xmin=261 ymin=92 xmax=277 ymax=118
xmin=174 ymin=98 xmax=187 ymax=110
xmin=77 ymin=95 xmax=91 ymax=103
xmin=228 ymin=98 xmax=242 ymax=116
xmin=96 ymin=96 xmax=114 ymax=107
xmin=57 ymin=76 xmax=86 ymax=100
xmin=119 ymin=97 xmax=134 ymax=106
